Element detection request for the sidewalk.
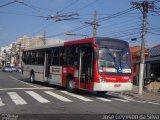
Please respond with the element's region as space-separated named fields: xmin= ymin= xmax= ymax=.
xmin=123 ymin=85 xmax=160 ymax=103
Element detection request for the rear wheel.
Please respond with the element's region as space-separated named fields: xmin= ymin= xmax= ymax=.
xmin=30 ymin=72 xmax=35 ymax=83
xmin=67 ymin=77 xmax=75 ymax=93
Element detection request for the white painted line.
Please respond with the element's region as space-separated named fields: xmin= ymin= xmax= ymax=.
xmin=0 ymin=87 xmax=54 ymax=91
xmin=96 ymin=97 xmax=112 ymax=102
xmin=0 ymin=98 xmax=5 ymax=106
xmin=147 ymin=102 xmax=160 ymax=105
xmin=7 ymin=92 xmax=27 ymax=105
xmin=9 ymin=76 xmax=39 ymax=88
xmin=26 ymin=91 xmax=50 ymax=103
xmin=111 ymin=98 xmax=129 ymax=102
xmin=121 ymin=96 xmax=134 ymax=101
xmin=61 ymin=91 xmax=93 ymax=102
xmin=45 ymin=91 xmax=72 ymax=102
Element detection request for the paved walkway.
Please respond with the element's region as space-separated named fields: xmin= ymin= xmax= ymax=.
xmin=123 ymin=85 xmax=160 ymax=103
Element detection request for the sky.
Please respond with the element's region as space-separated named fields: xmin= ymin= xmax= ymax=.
xmin=0 ymin=0 xmax=160 ymax=48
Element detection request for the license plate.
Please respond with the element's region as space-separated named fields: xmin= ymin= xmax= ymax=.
xmin=114 ymin=84 xmax=121 ymax=88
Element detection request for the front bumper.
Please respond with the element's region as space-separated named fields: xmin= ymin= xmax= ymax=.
xmin=93 ymin=82 xmax=133 ymax=92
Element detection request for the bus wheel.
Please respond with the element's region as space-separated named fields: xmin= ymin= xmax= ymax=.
xmin=67 ymin=77 xmax=75 ymax=93
xmin=30 ymin=73 xmax=35 ymax=83
xmin=96 ymin=91 xmax=107 ymax=96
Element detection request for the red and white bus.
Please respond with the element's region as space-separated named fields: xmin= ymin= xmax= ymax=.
xmin=22 ymin=37 xmax=133 ymax=94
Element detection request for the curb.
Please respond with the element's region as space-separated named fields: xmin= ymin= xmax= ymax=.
xmin=123 ymin=91 xmax=160 ymax=103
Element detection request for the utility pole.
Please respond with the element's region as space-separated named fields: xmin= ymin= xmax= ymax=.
xmin=85 ymin=10 xmax=99 ymax=37
xmin=93 ymin=10 xmax=97 ymax=37
xmin=139 ymin=0 xmax=147 ymax=95
xmin=131 ymin=0 xmax=154 ymax=95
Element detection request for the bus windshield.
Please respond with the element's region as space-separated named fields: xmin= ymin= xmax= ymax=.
xmin=98 ymin=47 xmax=132 ymax=74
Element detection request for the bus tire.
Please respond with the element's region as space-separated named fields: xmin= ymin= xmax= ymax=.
xmin=67 ymin=77 xmax=75 ymax=93
xmin=30 ymin=72 xmax=35 ymax=83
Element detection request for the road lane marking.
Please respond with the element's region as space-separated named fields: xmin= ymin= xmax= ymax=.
xmin=0 ymin=87 xmax=54 ymax=91
xmin=9 ymin=76 xmax=39 ymax=88
xmin=61 ymin=91 xmax=93 ymax=102
xmin=0 ymin=98 xmax=5 ymax=106
xmin=45 ymin=91 xmax=72 ymax=102
xmin=111 ymin=98 xmax=129 ymax=102
xmin=7 ymin=92 xmax=27 ymax=105
xmin=26 ymin=91 xmax=50 ymax=103
xmin=96 ymin=97 xmax=112 ymax=102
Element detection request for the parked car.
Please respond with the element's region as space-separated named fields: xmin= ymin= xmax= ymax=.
xmin=11 ymin=66 xmax=17 ymax=72
xmin=3 ymin=66 xmax=13 ymax=72
xmin=16 ymin=67 xmax=22 ymax=73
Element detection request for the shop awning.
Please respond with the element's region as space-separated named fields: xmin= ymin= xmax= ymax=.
xmin=134 ymin=56 xmax=160 ymax=65
xmin=145 ymin=56 xmax=160 ymax=64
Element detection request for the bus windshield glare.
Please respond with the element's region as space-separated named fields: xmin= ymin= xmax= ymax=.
xmin=98 ymin=47 xmax=132 ymax=74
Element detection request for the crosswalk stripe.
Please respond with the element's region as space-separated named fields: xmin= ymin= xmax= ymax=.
xmin=45 ymin=91 xmax=72 ymax=102
xmin=61 ymin=91 xmax=93 ymax=102
xmin=7 ymin=92 xmax=27 ymax=105
xmin=96 ymin=97 xmax=112 ymax=102
xmin=0 ymin=98 xmax=5 ymax=106
xmin=111 ymin=98 xmax=129 ymax=102
xmin=26 ymin=91 xmax=50 ymax=103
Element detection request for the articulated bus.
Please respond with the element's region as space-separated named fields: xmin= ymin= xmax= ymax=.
xmin=22 ymin=37 xmax=133 ymax=94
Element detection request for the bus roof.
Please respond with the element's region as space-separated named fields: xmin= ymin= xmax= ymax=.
xmin=24 ymin=37 xmax=95 ymax=51
xmin=24 ymin=37 xmax=128 ymax=51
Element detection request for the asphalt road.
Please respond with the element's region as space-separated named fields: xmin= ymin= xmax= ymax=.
xmin=0 ymin=70 xmax=160 ymax=120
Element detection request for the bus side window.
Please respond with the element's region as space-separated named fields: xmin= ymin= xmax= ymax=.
xmin=52 ymin=48 xmax=60 ymax=66
xmin=26 ymin=52 xmax=31 ymax=65
xmin=37 ymin=51 xmax=44 ymax=65
xmin=68 ymin=46 xmax=78 ymax=68
xmin=60 ymin=47 xmax=67 ymax=65
xmin=22 ymin=52 xmax=26 ymax=64
xmin=31 ymin=51 xmax=37 ymax=65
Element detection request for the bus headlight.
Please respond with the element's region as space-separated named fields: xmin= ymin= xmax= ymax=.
xmin=99 ymin=76 xmax=106 ymax=83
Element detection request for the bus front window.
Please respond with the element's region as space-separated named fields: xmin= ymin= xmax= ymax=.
xmin=98 ymin=47 xmax=131 ymax=74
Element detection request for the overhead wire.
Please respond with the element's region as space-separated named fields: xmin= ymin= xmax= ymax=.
xmin=15 ymin=1 xmax=51 ymax=16
xmin=46 ymin=6 xmax=138 ymax=38
xmin=97 ymin=7 xmax=137 ymax=22
xmin=57 ymin=0 xmax=78 ymax=14
xmin=0 ymin=11 xmax=46 ymax=18
xmin=0 ymin=1 xmax=146 ymax=41
xmin=0 ymin=0 xmax=16 ymax=8
xmin=75 ymin=0 xmax=98 ymax=12
xmin=148 ymin=31 xmax=160 ymax=35
xmin=25 ymin=20 xmax=48 ymax=36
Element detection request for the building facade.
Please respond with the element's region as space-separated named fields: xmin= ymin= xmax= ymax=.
xmin=0 ymin=35 xmax=45 ymax=67
xmin=131 ymin=45 xmax=160 ymax=85
xmin=146 ymin=45 xmax=160 ymax=80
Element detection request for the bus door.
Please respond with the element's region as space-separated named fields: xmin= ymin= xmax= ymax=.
xmin=44 ymin=50 xmax=51 ymax=81
xmin=79 ymin=45 xmax=93 ymax=90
